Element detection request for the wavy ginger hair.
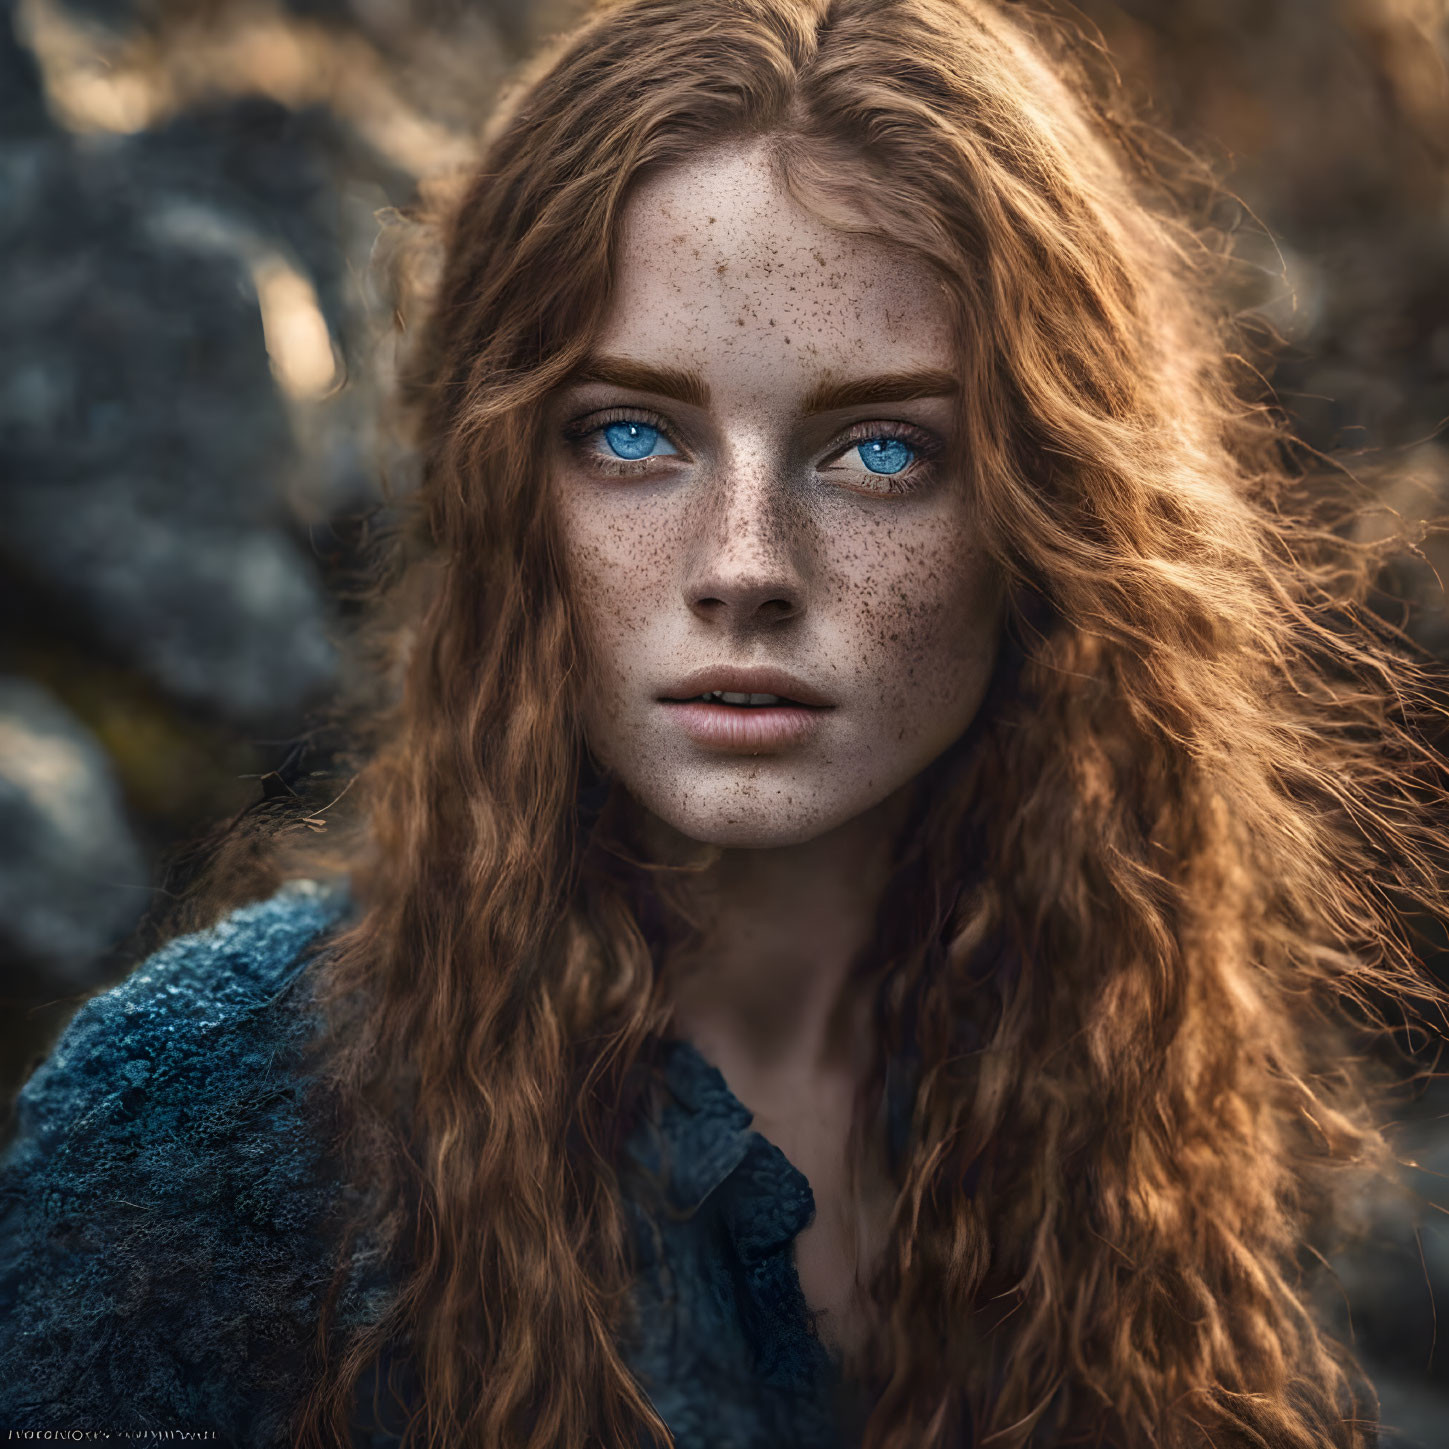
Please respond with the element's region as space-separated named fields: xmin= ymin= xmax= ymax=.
xmin=287 ymin=1 xmax=1449 ymax=1446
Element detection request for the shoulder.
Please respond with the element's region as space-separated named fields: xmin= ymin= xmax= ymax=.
xmin=6 ymin=878 xmax=349 ymax=1159
xmin=0 ymin=880 xmax=358 ymax=1444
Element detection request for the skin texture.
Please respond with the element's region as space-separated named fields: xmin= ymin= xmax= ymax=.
xmin=548 ymin=141 xmax=1005 ymax=1362
xmin=548 ymin=141 xmax=1004 ymax=852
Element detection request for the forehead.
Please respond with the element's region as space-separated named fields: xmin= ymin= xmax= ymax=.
xmin=599 ymin=143 xmax=954 ymax=390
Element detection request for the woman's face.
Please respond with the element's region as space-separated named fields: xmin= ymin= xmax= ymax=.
xmin=548 ymin=142 xmax=1003 ymax=849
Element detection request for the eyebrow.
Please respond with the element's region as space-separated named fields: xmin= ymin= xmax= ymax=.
xmin=570 ymin=356 xmax=709 ymax=408
xmin=800 ymin=368 xmax=959 ymax=415
xmin=568 ymin=355 xmax=959 ymax=416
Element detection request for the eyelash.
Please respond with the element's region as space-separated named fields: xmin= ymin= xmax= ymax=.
xmin=562 ymin=407 xmax=682 ymax=476
xmin=562 ymin=408 xmax=942 ymax=492
xmin=826 ymin=420 xmax=941 ymax=493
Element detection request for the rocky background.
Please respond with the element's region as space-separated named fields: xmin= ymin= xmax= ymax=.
xmin=2 ymin=0 xmax=1447 ymax=1440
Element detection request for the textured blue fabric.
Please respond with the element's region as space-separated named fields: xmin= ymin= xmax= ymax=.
xmin=0 ymin=884 xmax=865 ymax=1448
xmin=617 ymin=1040 xmax=854 ymax=1449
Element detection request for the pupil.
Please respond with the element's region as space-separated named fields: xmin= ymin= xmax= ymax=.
xmin=858 ymin=437 xmax=912 ymax=475
xmin=605 ymin=421 xmax=659 ymax=460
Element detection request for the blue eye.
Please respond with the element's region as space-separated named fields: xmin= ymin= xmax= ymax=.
xmin=602 ymin=421 xmax=677 ymax=461
xmin=856 ymin=437 xmax=914 ymax=475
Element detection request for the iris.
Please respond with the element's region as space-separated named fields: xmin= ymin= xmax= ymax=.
xmin=857 ymin=437 xmax=913 ymax=475
xmin=604 ymin=421 xmax=676 ymax=460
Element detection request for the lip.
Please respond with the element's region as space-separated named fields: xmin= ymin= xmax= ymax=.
xmin=657 ymin=665 xmax=834 ymax=755
xmin=658 ymin=666 xmax=835 ymax=710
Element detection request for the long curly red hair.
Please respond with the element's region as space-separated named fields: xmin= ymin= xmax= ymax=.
xmin=266 ymin=1 xmax=1449 ymax=1445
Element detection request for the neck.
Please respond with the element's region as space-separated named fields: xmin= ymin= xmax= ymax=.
xmin=655 ymin=788 xmax=911 ymax=1083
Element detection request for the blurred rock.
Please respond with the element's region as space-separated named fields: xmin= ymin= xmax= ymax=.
xmin=0 ymin=106 xmax=341 ymax=725
xmin=128 ymin=96 xmax=383 ymax=357
xmin=5 ymin=491 xmax=339 ymax=725
xmin=0 ymin=0 xmax=48 ymax=140
xmin=0 ymin=677 xmax=147 ymax=988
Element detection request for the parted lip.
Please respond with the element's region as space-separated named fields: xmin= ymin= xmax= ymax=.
xmin=658 ymin=666 xmax=835 ymax=709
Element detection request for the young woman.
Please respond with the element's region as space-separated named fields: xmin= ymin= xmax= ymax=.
xmin=4 ymin=1 xmax=1447 ymax=1446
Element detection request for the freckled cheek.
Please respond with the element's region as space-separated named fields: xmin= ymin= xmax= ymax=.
xmin=557 ymin=497 xmax=684 ymax=691
xmin=829 ymin=527 xmax=1001 ymax=730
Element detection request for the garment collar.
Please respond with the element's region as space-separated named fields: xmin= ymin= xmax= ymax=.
xmin=632 ymin=1036 xmax=916 ymax=1261
xmin=627 ymin=1037 xmax=807 ymax=1224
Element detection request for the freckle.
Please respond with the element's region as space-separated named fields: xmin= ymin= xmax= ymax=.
xmin=716 ymin=262 xmax=728 ymax=275
xmin=708 ymin=216 xmax=716 ymax=224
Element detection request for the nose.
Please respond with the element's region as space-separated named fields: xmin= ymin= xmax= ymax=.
xmin=683 ymin=454 xmax=805 ymax=630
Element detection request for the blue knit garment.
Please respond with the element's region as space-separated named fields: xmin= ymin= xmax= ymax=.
xmin=0 ymin=883 xmax=871 ymax=1447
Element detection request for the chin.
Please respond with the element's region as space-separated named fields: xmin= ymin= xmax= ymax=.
xmin=631 ymin=770 xmax=886 ymax=851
